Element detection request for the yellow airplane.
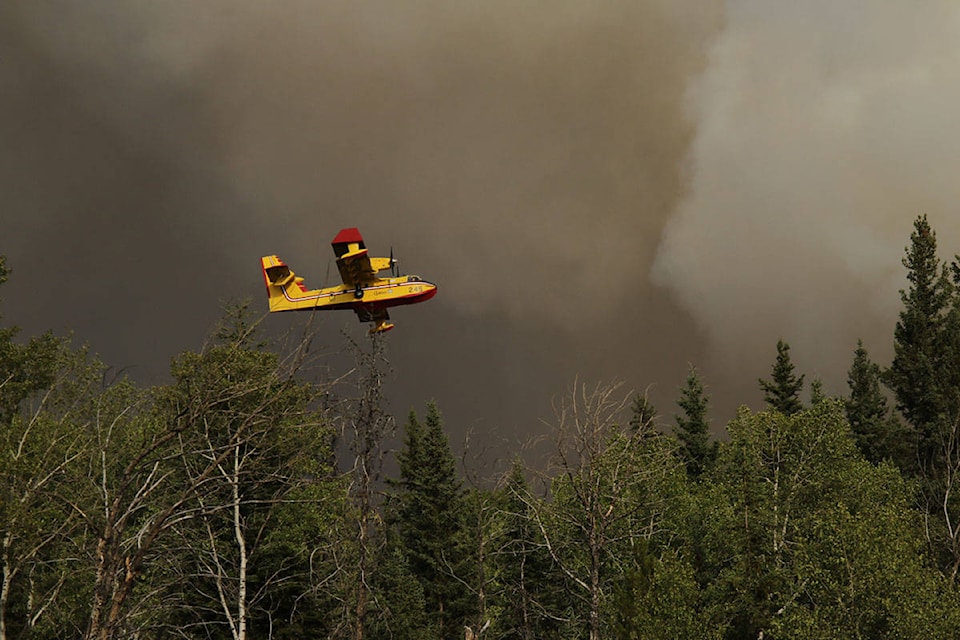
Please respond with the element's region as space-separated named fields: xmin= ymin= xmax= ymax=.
xmin=261 ymin=228 xmax=438 ymax=333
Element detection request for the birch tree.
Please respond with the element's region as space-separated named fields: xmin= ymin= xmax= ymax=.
xmin=0 ymin=338 xmax=101 ymax=638
xmin=144 ymin=308 xmax=339 ymax=640
xmin=708 ymin=401 xmax=960 ymax=638
xmin=68 ymin=308 xmax=330 ymax=640
xmin=0 ymin=257 xmax=102 ymax=638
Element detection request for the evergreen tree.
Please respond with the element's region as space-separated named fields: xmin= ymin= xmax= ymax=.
xmin=497 ymin=461 xmax=564 ymax=639
xmin=674 ymin=366 xmax=716 ymax=479
xmin=882 ymin=217 xmax=960 ymax=579
xmin=629 ymin=392 xmax=658 ymax=433
xmin=392 ymin=403 xmax=472 ymax=637
xmin=884 ymin=214 xmax=955 ymax=470
xmin=759 ymin=339 xmax=805 ymax=415
xmin=846 ymin=340 xmax=909 ymax=466
xmin=944 ymin=256 xmax=960 ymax=425
xmin=367 ymin=541 xmax=434 ymax=640
xmin=809 ymin=377 xmax=826 ymax=405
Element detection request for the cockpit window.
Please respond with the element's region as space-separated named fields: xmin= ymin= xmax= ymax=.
xmin=265 ymin=265 xmax=292 ymax=284
xmin=408 ymin=276 xmax=421 ymax=282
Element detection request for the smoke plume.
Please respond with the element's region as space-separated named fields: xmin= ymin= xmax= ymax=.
xmin=13 ymin=2 xmax=958 ymax=447
xmin=653 ymin=0 xmax=960 ymax=388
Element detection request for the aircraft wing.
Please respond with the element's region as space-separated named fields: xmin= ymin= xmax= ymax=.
xmin=332 ymin=227 xmax=380 ymax=287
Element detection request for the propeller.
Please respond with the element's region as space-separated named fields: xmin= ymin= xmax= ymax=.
xmin=390 ymin=246 xmax=400 ymax=277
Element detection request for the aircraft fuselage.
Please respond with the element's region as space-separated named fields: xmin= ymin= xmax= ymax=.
xmin=270 ymin=274 xmax=437 ymax=314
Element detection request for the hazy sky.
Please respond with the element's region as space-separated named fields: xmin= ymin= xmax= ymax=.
xmin=4 ymin=2 xmax=959 ymax=461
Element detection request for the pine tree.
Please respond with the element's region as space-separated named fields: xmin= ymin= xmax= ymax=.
xmin=673 ymin=366 xmax=716 ymax=479
xmin=392 ymin=403 xmax=472 ymax=637
xmin=759 ymin=339 xmax=805 ymax=415
xmin=884 ymin=215 xmax=955 ymax=470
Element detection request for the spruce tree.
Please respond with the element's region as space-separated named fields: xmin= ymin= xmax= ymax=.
xmin=673 ymin=366 xmax=716 ymax=478
xmin=367 ymin=542 xmax=432 ymax=640
xmin=884 ymin=215 xmax=954 ymax=470
xmin=497 ymin=461 xmax=563 ymax=639
xmin=809 ymin=378 xmax=826 ymax=405
xmin=629 ymin=393 xmax=658 ymax=433
xmin=846 ymin=340 xmax=909 ymax=466
xmin=759 ymin=339 xmax=805 ymax=415
xmin=392 ymin=403 xmax=472 ymax=637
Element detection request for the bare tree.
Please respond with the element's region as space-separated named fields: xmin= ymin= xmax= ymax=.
xmin=511 ymin=379 xmax=679 ymax=640
xmin=169 ymin=353 xmax=333 ymax=639
xmin=457 ymin=429 xmax=507 ymax=638
xmin=70 ymin=313 xmax=331 ymax=640
xmin=342 ymin=332 xmax=394 ymax=640
xmin=77 ymin=381 xmax=198 ymax=640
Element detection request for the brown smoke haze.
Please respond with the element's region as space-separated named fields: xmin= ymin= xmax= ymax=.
xmin=4 ymin=1 xmax=957 ymax=454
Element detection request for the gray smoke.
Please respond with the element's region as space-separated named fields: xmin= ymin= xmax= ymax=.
xmin=652 ymin=0 xmax=960 ymax=391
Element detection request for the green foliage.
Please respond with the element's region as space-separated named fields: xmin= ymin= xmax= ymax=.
xmin=611 ymin=542 xmax=719 ymax=640
xmin=713 ymin=403 xmax=856 ymax=636
xmin=846 ymin=340 xmax=910 ymax=466
xmin=496 ymin=461 xmax=566 ymax=639
xmin=674 ymin=366 xmax=717 ymax=479
xmin=539 ymin=381 xmax=687 ymax=639
xmin=881 ymin=216 xmax=960 ymax=580
xmin=884 ymin=214 xmax=956 ymax=470
xmin=702 ymin=401 xmax=960 ymax=639
xmin=0 ymin=331 xmax=104 ymax=637
xmin=0 ymin=330 xmax=65 ymax=423
xmin=808 ymin=377 xmax=825 ymax=405
xmin=7 ymin=233 xmax=960 ymax=640
xmin=367 ymin=541 xmax=435 ymax=640
xmin=759 ymin=339 xmax=805 ymax=415
xmin=391 ymin=402 xmax=473 ymax=637
xmin=0 ymin=257 xmax=66 ymax=424
xmin=629 ymin=392 xmax=658 ymax=433
xmin=150 ymin=310 xmax=338 ymax=638
xmin=772 ymin=460 xmax=960 ymax=639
